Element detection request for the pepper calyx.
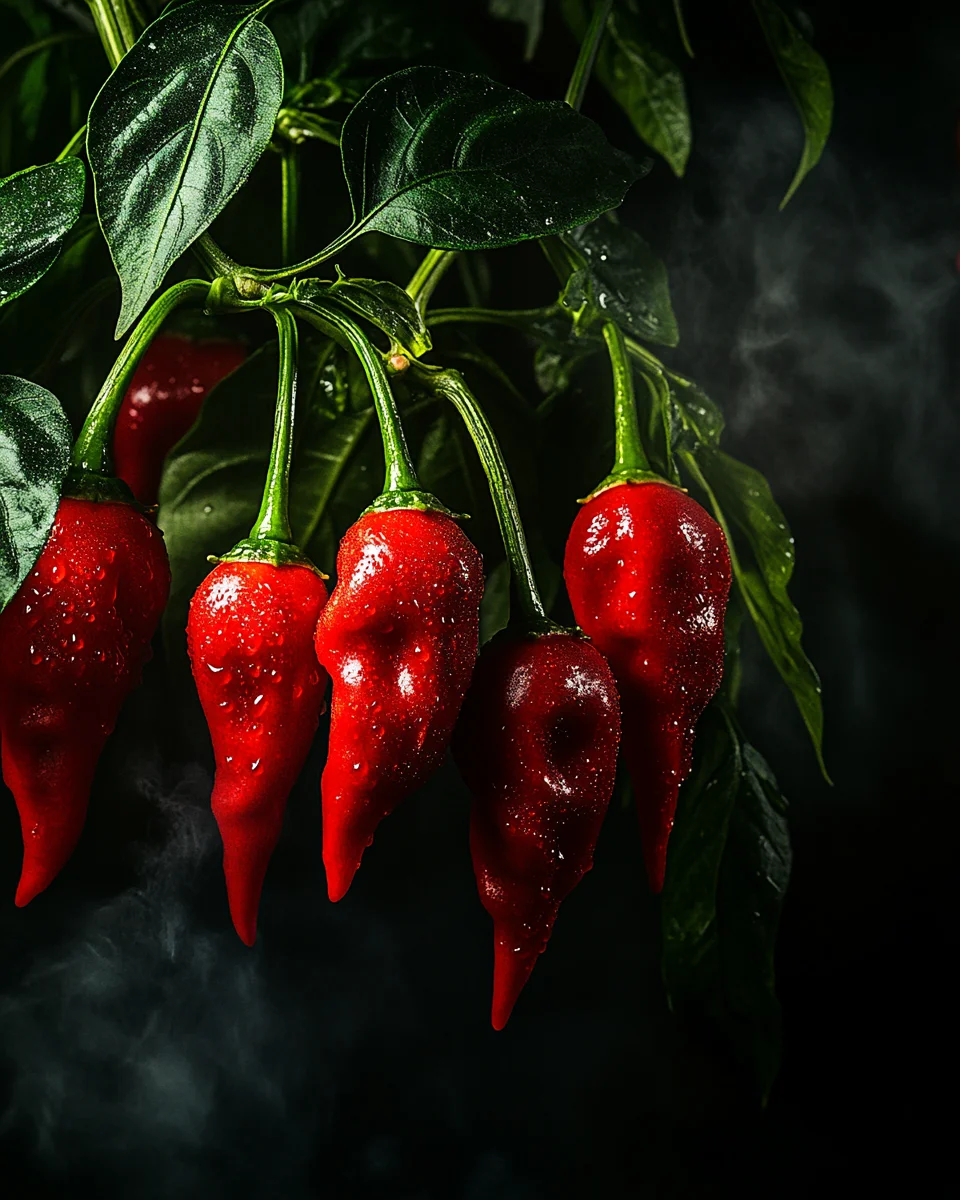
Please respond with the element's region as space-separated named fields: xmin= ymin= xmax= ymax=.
xmin=213 ymin=537 xmax=329 ymax=578
xmin=364 ymin=489 xmax=467 ymax=520
xmin=62 ymin=468 xmax=148 ymax=512
xmin=579 ymin=470 xmax=687 ymax=504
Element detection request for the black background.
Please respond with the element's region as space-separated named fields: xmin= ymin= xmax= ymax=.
xmin=1 ymin=1 xmax=957 ymax=1195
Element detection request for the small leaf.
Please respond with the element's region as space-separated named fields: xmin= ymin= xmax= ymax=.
xmin=88 ymin=0 xmax=284 ymax=336
xmin=296 ymin=273 xmax=431 ymax=357
xmin=489 ymin=0 xmax=545 ymax=60
xmin=685 ymin=446 xmax=827 ymax=777
xmin=662 ymin=704 xmax=791 ymax=1101
xmin=752 ymin=0 xmax=833 ymax=207
xmin=561 ymin=216 xmax=679 ymax=346
xmin=333 ymin=65 xmax=640 ymax=255
xmin=0 ymin=158 xmax=85 ymax=308
xmin=0 ymin=375 xmax=72 ymax=611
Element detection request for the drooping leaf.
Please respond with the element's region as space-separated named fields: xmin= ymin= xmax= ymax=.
xmin=662 ymin=703 xmax=791 ymax=1101
xmin=489 ymin=0 xmax=545 ymax=60
xmin=563 ymin=0 xmax=691 ymax=176
xmin=88 ymin=0 xmax=284 ymax=336
xmin=0 ymin=374 xmax=72 ymax=610
xmin=560 ymin=216 xmax=679 ymax=346
xmin=683 ymin=446 xmax=827 ymax=777
xmin=296 ymin=273 xmax=431 ymax=356
xmin=330 ymin=65 xmax=640 ymax=256
xmin=0 ymin=157 xmax=85 ymax=308
xmin=752 ymin=0 xmax=833 ymax=207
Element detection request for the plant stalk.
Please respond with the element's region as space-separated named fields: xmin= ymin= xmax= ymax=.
xmin=565 ymin=0 xmax=613 ymax=111
xmin=250 ymin=306 xmax=298 ymax=544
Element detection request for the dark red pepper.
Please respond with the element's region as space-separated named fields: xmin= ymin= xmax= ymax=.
xmin=564 ymin=480 xmax=731 ymax=892
xmin=188 ymin=555 xmax=328 ymax=945
xmin=0 ymin=496 xmax=170 ymax=904
xmin=314 ymin=506 xmax=483 ymax=902
xmin=112 ymin=333 xmax=246 ymax=506
xmin=453 ymin=629 xmax=621 ymax=1030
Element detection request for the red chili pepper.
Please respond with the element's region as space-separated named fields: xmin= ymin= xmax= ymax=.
xmin=564 ymin=480 xmax=731 ymax=892
xmin=188 ymin=555 xmax=328 ymax=945
xmin=112 ymin=333 xmax=246 ymax=506
xmin=453 ymin=629 xmax=621 ymax=1030
xmin=314 ymin=507 xmax=483 ymax=902
xmin=0 ymin=496 xmax=170 ymax=905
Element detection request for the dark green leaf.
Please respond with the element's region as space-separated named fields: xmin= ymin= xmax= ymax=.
xmin=296 ymin=273 xmax=431 ymax=356
xmin=752 ymin=0 xmax=833 ymax=207
xmin=0 ymin=374 xmax=72 ymax=610
xmin=489 ymin=0 xmax=544 ymax=60
xmin=563 ymin=0 xmax=691 ymax=176
xmin=668 ymin=372 xmax=724 ymax=447
xmin=561 ymin=216 xmax=678 ymax=346
xmin=334 ymin=66 xmax=639 ymax=254
xmin=0 ymin=158 xmax=85 ymax=308
xmin=662 ymin=703 xmax=791 ymax=1101
xmin=88 ymin=0 xmax=283 ymax=336
xmin=684 ymin=446 xmax=827 ymax=776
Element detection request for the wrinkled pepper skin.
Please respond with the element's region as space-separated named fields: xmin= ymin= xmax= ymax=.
xmin=0 ymin=497 xmax=170 ymax=905
xmin=314 ymin=508 xmax=483 ymax=902
xmin=564 ymin=481 xmax=731 ymax=893
xmin=454 ymin=630 xmax=620 ymax=1030
xmin=187 ymin=559 xmax=329 ymax=945
xmin=113 ymin=333 xmax=246 ymax=505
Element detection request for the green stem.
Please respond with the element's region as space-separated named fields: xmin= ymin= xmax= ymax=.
xmin=86 ymin=0 xmax=126 ymax=66
xmin=109 ymin=0 xmax=137 ymax=51
xmin=281 ymin=149 xmax=299 ymax=265
xmin=57 ymin=124 xmax=87 ymax=161
xmin=71 ymin=279 xmax=210 ymax=476
xmin=412 ymin=364 xmax=551 ymax=633
xmin=673 ymin=0 xmax=695 ymax=57
xmin=427 ymin=305 xmax=556 ymax=332
xmin=0 ymin=32 xmax=88 ymax=85
xmin=195 ymin=234 xmax=240 ymax=279
xmin=406 ymin=249 xmax=458 ymax=317
xmin=246 ymin=227 xmax=355 ymax=284
xmin=603 ymin=321 xmax=650 ymax=476
xmin=250 ymin=306 xmax=298 ymax=543
xmin=294 ymin=300 xmax=420 ymax=495
xmin=565 ymin=0 xmax=613 ymax=110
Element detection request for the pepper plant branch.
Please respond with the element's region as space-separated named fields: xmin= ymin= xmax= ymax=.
xmin=71 ymin=278 xmax=210 ymax=475
xmin=250 ymin=305 xmax=298 ymax=544
xmin=565 ymin=0 xmax=614 ymax=111
xmin=86 ymin=0 xmax=125 ymax=65
xmin=57 ymin=124 xmax=87 ymax=162
xmin=281 ymin=150 xmax=299 ymax=265
xmin=427 ymin=305 xmax=560 ymax=333
xmin=406 ymin=249 xmax=459 ymax=317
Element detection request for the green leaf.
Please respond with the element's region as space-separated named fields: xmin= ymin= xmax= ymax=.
xmin=489 ymin=0 xmax=545 ymax=60
xmin=662 ymin=703 xmax=791 ymax=1101
xmin=333 ymin=65 xmax=640 ymax=255
xmin=683 ymin=446 xmax=827 ymax=777
xmin=88 ymin=0 xmax=284 ymax=336
xmin=0 ymin=158 xmax=85 ymax=308
xmin=561 ymin=215 xmax=679 ymax=346
xmin=752 ymin=0 xmax=833 ymax=207
xmin=563 ymin=0 xmax=691 ymax=176
xmin=0 ymin=374 xmax=72 ymax=611
xmin=295 ymin=272 xmax=431 ymax=357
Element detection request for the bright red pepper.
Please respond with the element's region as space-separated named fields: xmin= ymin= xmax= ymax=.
xmin=0 ymin=496 xmax=170 ymax=905
xmin=314 ymin=506 xmax=483 ymax=902
xmin=453 ymin=629 xmax=621 ymax=1030
xmin=563 ymin=480 xmax=731 ymax=892
xmin=112 ymin=333 xmax=246 ymax=506
xmin=187 ymin=555 xmax=328 ymax=945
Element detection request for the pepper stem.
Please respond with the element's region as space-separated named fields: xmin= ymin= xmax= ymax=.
xmin=70 ymin=279 xmax=210 ymax=477
xmin=413 ymin=364 xmax=553 ymax=634
xmin=406 ymin=248 xmax=458 ymax=318
xmin=564 ymin=0 xmax=614 ymax=111
xmin=250 ymin=305 xmax=298 ymax=544
xmin=603 ymin=321 xmax=651 ymax=477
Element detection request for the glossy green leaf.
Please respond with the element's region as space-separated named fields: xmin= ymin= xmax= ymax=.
xmin=662 ymin=703 xmax=791 ymax=1101
xmin=0 ymin=158 xmax=85 ymax=308
xmin=0 ymin=374 xmax=71 ymax=611
xmin=489 ymin=0 xmax=545 ymax=60
xmin=683 ymin=446 xmax=827 ymax=776
xmin=88 ymin=0 xmax=284 ymax=336
xmin=752 ymin=0 xmax=833 ymax=207
xmin=296 ymin=273 xmax=431 ymax=356
xmin=563 ymin=0 xmax=691 ymax=176
xmin=332 ymin=66 xmax=640 ymax=255
xmin=561 ymin=216 xmax=679 ymax=346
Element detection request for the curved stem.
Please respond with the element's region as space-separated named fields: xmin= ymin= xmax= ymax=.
xmin=57 ymin=124 xmax=87 ymax=162
xmin=413 ymin=364 xmax=551 ymax=634
xmin=406 ymin=249 xmax=458 ymax=317
xmin=195 ymin=234 xmax=239 ymax=278
xmin=294 ymin=300 xmax=420 ymax=495
xmin=71 ymin=279 xmax=210 ymax=475
xmin=281 ymin=149 xmax=299 ymax=265
xmin=250 ymin=306 xmax=298 ymax=543
xmin=565 ymin=0 xmax=613 ymax=111
xmin=246 ymin=227 xmax=356 ymax=284
xmin=427 ymin=305 xmax=559 ymax=333
xmin=603 ymin=321 xmax=650 ymax=475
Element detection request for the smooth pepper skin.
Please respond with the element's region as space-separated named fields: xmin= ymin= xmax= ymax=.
xmin=314 ymin=507 xmax=483 ymax=903
xmin=112 ymin=333 xmax=246 ymax=505
xmin=563 ymin=481 xmax=732 ymax=893
xmin=453 ymin=630 xmax=621 ymax=1031
xmin=187 ymin=560 xmax=329 ymax=945
xmin=0 ymin=497 xmax=170 ymax=905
